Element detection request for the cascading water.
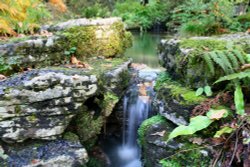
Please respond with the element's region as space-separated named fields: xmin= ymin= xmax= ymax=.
xmin=100 ymin=32 xmax=164 ymax=167
xmin=117 ymin=70 xmax=155 ymax=167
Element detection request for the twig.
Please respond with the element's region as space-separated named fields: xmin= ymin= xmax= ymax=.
xmin=228 ymin=129 xmax=239 ymax=166
xmin=212 ymin=148 xmax=223 ymax=167
xmin=161 ymin=143 xmax=223 ymax=161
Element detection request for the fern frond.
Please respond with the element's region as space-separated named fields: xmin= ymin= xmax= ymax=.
xmin=209 ymin=51 xmax=229 ymax=74
xmin=232 ymin=49 xmax=246 ymax=65
xmin=227 ymin=51 xmax=240 ymax=70
xmin=215 ymin=70 xmax=250 ymax=83
xmin=203 ymin=53 xmax=215 ymax=75
xmin=216 ymin=50 xmax=234 ymax=73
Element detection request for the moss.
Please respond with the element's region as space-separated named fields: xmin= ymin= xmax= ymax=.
xmin=76 ymin=110 xmax=104 ymax=143
xmin=157 ymin=78 xmax=206 ymax=105
xmin=14 ymin=105 xmax=22 ymax=114
xmin=61 ymin=21 xmax=132 ymax=59
xmin=62 ymin=26 xmax=97 ymax=59
xmin=138 ymin=115 xmax=166 ymax=145
xmin=101 ymin=92 xmax=119 ymax=117
xmin=237 ymin=12 xmax=250 ymax=23
xmin=180 ymin=39 xmax=227 ymax=51
xmin=63 ymin=132 xmax=79 ymax=142
xmin=27 ymin=114 xmax=37 ymax=122
xmin=159 ymin=143 xmax=210 ymax=167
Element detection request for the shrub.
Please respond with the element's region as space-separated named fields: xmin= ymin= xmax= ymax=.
xmin=0 ymin=0 xmax=50 ymax=36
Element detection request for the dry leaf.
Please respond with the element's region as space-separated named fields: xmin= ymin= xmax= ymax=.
xmin=190 ymin=137 xmax=203 ymax=145
xmin=209 ymin=109 xmax=227 ymax=120
xmin=241 ymin=64 xmax=250 ymax=70
xmin=139 ymin=84 xmax=147 ymax=96
xmin=31 ymin=159 xmax=39 ymax=164
xmin=70 ymin=56 xmax=79 ymax=65
xmin=151 ymin=130 xmax=166 ymax=137
xmin=0 ymin=74 xmax=7 ymax=81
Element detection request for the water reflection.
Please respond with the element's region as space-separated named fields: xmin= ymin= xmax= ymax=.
xmin=125 ymin=32 xmax=165 ymax=68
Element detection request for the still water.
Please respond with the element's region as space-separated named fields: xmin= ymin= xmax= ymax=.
xmin=125 ymin=32 xmax=165 ymax=68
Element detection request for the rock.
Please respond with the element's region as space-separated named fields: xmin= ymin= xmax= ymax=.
xmin=5 ymin=140 xmax=88 ymax=167
xmin=158 ymin=33 xmax=250 ymax=88
xmin=0 ymin=18 xmax=132 ymax=75
xmin=0 ymin=69 xmax=97 ymax=143
xmin=138 ymin=115 xmax=211 ymax=167
xmin=153 ymin=79 xmax=206 ymax=125
xmin=44 ymin=17 xmax=122 ymax=31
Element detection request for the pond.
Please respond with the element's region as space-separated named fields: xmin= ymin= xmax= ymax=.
xmin=125 ymin=32 xmax=166 ymax=68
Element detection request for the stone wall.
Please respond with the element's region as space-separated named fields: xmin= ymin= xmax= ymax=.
xmin=0 ymin=18 xmax=132 ymax=166
xmin=0 ymin=18 xmax=132 ymax=75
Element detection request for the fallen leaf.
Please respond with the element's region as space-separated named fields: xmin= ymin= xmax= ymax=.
xmin=190 ymin=137 xmax=203 ymax=145
xmin=70 ymin=56 xmax=79 ymax=65
xmin=207 ymin=109 xmax=228 ymax=120
xmin=0 ymin=74 xmax=6 ymax=81
xmin=139 ymin=84 xmax=147 ymax=96
xmin=31 ymin=159 xmax=39 ymax=164
xmin=151 ymin=130 xmax=166 ymax=137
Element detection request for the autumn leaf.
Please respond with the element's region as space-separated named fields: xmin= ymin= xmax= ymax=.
xmin=70 ymin=56 xmax=79 ymax=65
xmin=139 ymin=84 xmax=147 ymax=96
xmin=0 ymin=74 xmax=6 ymax=81
xmin=151 ymin=130 xmax=166 ymax=137
xmin=206 ymin=109 xmax=228 ymax=120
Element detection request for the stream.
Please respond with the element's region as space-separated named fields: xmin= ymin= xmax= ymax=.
xmin=101 ymin=32 xmax=165 ymax=167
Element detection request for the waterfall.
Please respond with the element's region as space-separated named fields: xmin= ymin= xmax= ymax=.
xmin=118 ymin=80 xmax=153 ymax=167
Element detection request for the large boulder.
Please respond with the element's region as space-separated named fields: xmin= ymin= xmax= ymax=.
xmin=158 ymin=33 xmax=250 ymax=88
xmin=0 ymin=69 xmax=97 ymax=143
xmin=0 ymin=18 xmax=132 ymax=75
xmin=1 ymin=140 xmax=88 ymax=167
xmin=153 ymin=78 xmax=206 ymax=126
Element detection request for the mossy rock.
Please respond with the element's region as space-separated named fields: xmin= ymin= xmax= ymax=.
xmin=63 ymin=132 xmax=80 ymax=142
xmin=139 ymin=115 xmax=211 ymax=167
xmin=154 ymin=77 xmax=207 ymax=125
xmin=159 ymin=35 xmax=249 ymax=88
xmin=61 ymin=21 xmax=132 ymax=59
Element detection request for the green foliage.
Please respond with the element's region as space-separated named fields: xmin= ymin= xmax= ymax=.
xmin=170 ymin=0 xmax=242 ymax=36
xmin=214 ymin=126 xmax=234 ymax=138
xmin=168 ymin=108 xmax=230 ymax=141
xmin=234 ymin=83 xmax=245 ymax=116
xmin=215 ymin=69 xmax=250 ymax=83
xmin=203 ymin=49 xmax=246 ymax=75
xmin=64 ymin=47 xmax=77 ymax=57
xmin=155 ymin=72 xmax=171 ymax=90
xmin=112 ymin=0 xmax=169 ymax=31
xmin=0 ymin=56 xmax=21 ymax=75
xmin=168 ymin=116 xmax=213 ymax=141
xmin=195 ymin=86 xmax=213 ymax=97
xmin=82 ymin=3 xmax=110 ymax=18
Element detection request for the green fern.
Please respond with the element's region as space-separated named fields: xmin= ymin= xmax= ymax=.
xmin=232 ymin=49 xmax=245 ymax=64
xmin=216 ymin=51 xmax=234 ymax=73
xmin=203 ymin=53 xmax=215 ymax=75
xmin=202 ymin=49 xmax=246 ymax=76
xmin=227 ymin=52 xmax=240 ymax=69
xmin=209 ymin=51 xmax=229 ymax=74
xmin=215 ymin=70 xmax=250 ymax=83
